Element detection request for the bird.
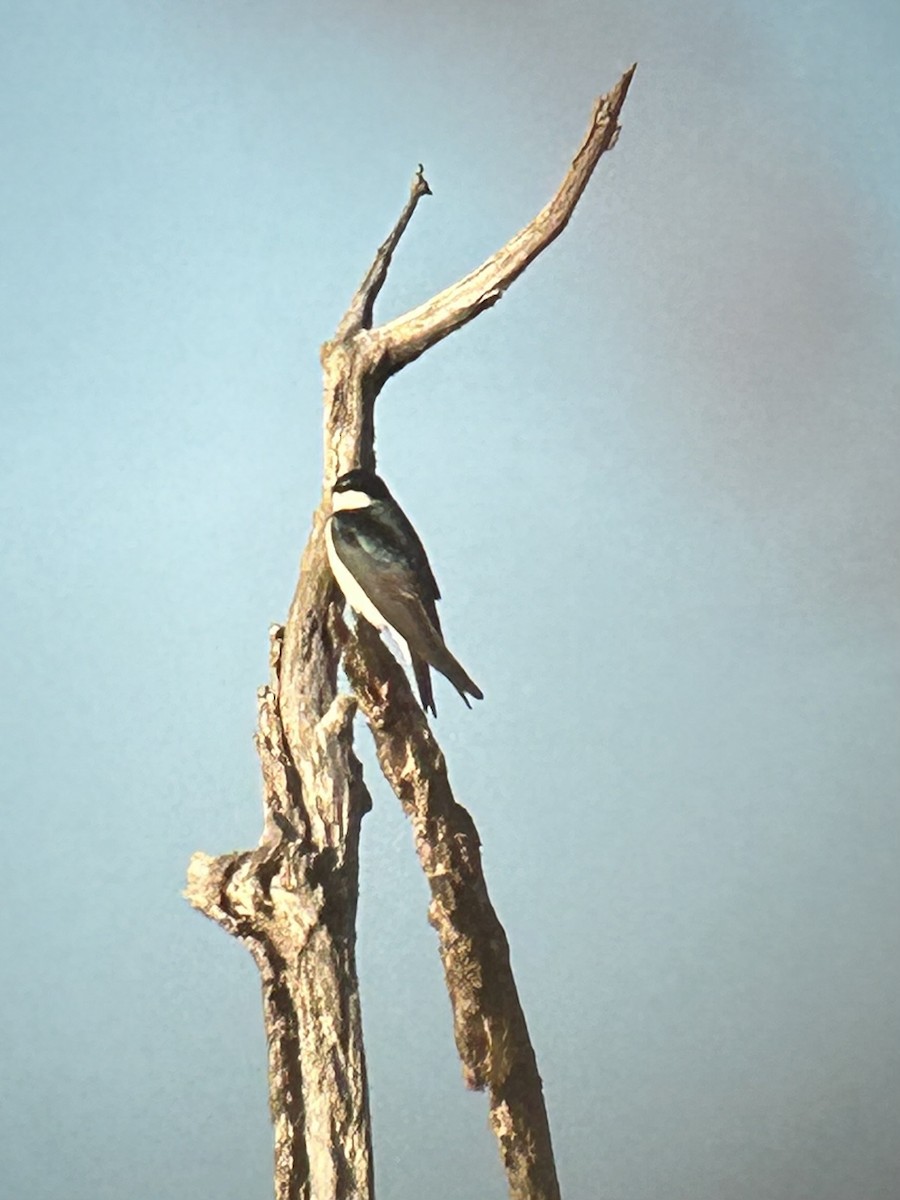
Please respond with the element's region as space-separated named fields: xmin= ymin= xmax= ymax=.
xmin=325 ymin=467 xmax=483 ymax=716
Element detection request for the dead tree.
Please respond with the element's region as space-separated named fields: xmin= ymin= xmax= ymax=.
xmin=185 ymin=65 xmax=635 ymax=1200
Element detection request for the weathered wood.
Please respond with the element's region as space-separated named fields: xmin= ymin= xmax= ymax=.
xmin=186 ymin=65 xmax=634 ymax=1200
xmin=186 ymin=627 xmax=373 ymax=1200
xmin=345 ymin=622 xmax=560 ymax=1200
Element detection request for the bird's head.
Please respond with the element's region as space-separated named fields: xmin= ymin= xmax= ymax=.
xmin=331 ymin=468 xmax=391 ymax=511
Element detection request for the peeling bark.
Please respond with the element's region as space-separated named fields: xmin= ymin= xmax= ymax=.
xmin=186 ymin=628 xmax=373 ymax=1200
xmin=344 ymin=623 xmax=559 ymax=1200
xmin=185 ymin=65 xmax=634 ymax=1200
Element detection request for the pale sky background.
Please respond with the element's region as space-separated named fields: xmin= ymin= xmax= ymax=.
xmin=2 ymin=2 xmax=899 ymax=1198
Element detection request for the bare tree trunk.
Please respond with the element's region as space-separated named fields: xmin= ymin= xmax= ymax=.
xmin=185 ymin=64 xmax=635 ymax=1200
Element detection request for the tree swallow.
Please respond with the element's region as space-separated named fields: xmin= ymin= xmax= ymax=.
xmin=325 ymin=468 xmax=483 ymax=716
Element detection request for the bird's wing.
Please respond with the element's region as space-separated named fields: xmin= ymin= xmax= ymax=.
xmin=331 ymin=508 xmax=481 ymax=708
xmin=373 ymin=501 xmax=441 ymax=603
xmin=330 ymin=509 xmax=443 ymax=656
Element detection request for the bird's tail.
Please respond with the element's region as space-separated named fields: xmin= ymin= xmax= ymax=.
xmin=402 ymin=598 xmax=483 ymax=713
xmin=427 ymin=643 xmax=484 ymax=708
xmin=413 ymin=657 xmax=437 ymax=718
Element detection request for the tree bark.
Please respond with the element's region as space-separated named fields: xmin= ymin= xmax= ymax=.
xmin=344 ymin=623 xmax=560 ymax=1200
xmin=186 ymin=65 xmax=635 ymax=1200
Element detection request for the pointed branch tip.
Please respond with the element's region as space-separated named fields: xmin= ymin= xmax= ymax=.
xmin=375 ymin=64 xmax=636 ymax=373
xmin=415 ymin=163 xmax=433 ymax=196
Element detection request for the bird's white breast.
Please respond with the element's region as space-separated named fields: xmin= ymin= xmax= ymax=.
xmin=325 ymin=518 xmax=387 ymax=629
xmin=325 ymin=518 xmax=412 ymax=667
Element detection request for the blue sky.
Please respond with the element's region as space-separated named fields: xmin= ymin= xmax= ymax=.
xmin=2 ymin=2 xmax=898 ymax=1198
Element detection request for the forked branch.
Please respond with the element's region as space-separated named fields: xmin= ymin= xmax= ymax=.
xmin=373 ymin=64 xmax=635 ymax=373
xmin=186 ymin=64 xmax=634 ymax=1200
